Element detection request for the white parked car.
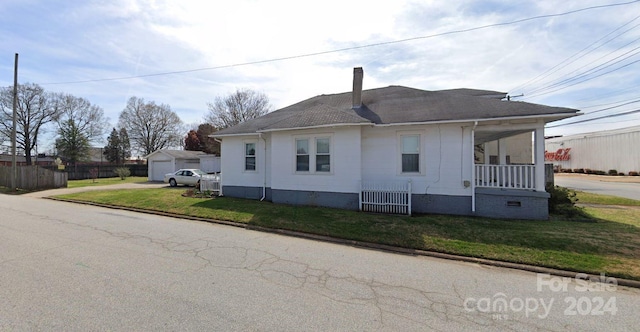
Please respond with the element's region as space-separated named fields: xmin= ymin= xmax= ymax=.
xmin=164 ymin=169 xmax=211 ymax=187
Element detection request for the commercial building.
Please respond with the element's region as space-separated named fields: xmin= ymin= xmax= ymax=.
xmin=545 ymin=125 xmax=640 ymax=174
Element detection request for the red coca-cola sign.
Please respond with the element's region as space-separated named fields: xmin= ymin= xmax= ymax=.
xmin=545 ymin=148 xmax=571 ymax=161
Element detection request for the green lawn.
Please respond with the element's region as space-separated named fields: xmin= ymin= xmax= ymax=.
xmin=67 ymin=176 xmax=149 ymax=188
xmin=54 ymin=188 xmax=640 ymax=280
xmin=575 ymin=190 xmax=640 ymax=207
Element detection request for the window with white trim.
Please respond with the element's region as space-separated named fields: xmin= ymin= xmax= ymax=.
xmin=245 ymin=142 xmax=256 ymax=171
xmin=401 ymin=135 xmax=420 ymax=173
xmin=294 ymin=135 xmax=332 ymax=174
xmin=296 ymin=139 xmax=309 ymax=172
xmin=315 ymin=137 xmax=330 ymax=172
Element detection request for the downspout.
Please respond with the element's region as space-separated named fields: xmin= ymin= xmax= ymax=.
xmin=471 ymin=121 xmax=478 ymax=213
xmin=214 ymin=138 xmax=223 ymax=196
xmin=259 ymin=133 xmax=267 ymax=201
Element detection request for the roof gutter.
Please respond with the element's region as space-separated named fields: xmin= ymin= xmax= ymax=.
xmin=373 ymin=112 xmax=580 ymax=128
xmin=212 ymin=123 xmax=372 ymax=137
xmin=212 ymin=112 xmax=578 ymax=136
xmin=211 ymin=133 xmax=261 ymax=138
xmin=256 ymin=122 xmax=372 ymax=133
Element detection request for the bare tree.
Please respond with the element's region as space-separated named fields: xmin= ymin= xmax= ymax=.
xmin=0 ymin=83 xmax=60 ymax=165
xmin=53 ymin=94 xmax=107 ymax=164
xmin=205 ymin=88 xmax=270 ymax=129
xmin=118 ymin=96 xmax=183 ymax=155
xmin=55 ymin=94 xmax=107 ymax=141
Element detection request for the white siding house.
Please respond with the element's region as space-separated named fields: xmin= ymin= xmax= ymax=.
xmin=214 ymin=68 xmax=579 ymax=220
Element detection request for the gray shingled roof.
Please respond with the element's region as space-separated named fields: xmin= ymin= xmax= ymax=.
xmin=214 ymin=86 xmax=578 ymax=136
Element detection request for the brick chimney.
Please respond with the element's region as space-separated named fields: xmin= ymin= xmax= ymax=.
xmin=352 ymin=67 xmax=363 ymax=109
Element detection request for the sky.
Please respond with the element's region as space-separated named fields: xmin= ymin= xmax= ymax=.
xmin=1 ymin=0 xmax=640 ymax=151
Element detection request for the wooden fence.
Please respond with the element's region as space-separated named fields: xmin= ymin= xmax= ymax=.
xmin=199 ymin=174 xmax=222 ymax=196
xmin=0 ymin=166 xmax=68 ymax=190
xmin=41 ymin=164 xmax=148 ymax=180
xmin=359 ymin=180 xmax=412 ymax=215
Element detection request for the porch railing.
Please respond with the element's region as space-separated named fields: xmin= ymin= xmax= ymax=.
xmin=359 ymin=180 xmax=412 ymax=215
xmin=199 ymin=174 xmax=222 ymax=195
xmin=475 ymin=164 xmax=536 ymax=190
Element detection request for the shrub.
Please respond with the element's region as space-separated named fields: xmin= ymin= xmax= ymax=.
xmin=584 ymin=169 xmax=593 ymax=174
xmin=114 ymin=167 xmax=131 ymax=180
xmin=618 ymin=172 xmax=625 ymax=176
xmin=546 ymin=185 xmax=588 ymax=218
xmin=594 ymin=170 xmax=606 ymax=175
xmin=608 ymin=169 xmax=618 ymax=176
xmin=561 ymin=168 xmax=573 ymax=173
xmin=573 ymin=168 xmax=584 ymax=173
xmin=89 ymin=168 xmax=99 ymax=183
xmin=630 ymin=171 xmax=639 ymax=176
xmin=548 ymin=185 xmax=577 ymax=208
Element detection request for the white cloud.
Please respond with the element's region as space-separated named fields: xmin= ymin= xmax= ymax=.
xmin=1 ymin=0 xmax=639 ymax=143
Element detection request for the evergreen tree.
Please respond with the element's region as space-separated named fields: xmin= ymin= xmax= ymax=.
xmin=119 ymin=127 xmax=131 ymax=162
xmin=104 ymin=128 xmax=121 ymax=163
xmin=55 ymin=119 xmax=90 ymax=165
xmin=184 ymin=130 xmax=201 ymax=151
xmin=196 ymin=123 xmax=220 ymax=155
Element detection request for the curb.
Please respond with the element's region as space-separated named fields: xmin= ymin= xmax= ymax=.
xmin=48 ymin=197 xmax=640 ymax=289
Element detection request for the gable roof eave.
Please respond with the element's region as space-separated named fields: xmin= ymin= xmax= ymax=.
xmin=257 ymin=122 xmax=373 ymax=133
xmin=373 ymin=112 xmax=580 ymax=127
xmin=211 ymin=132 xmax=262 ymax=138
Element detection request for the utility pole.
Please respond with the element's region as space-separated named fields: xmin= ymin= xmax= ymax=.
xmin=11 ymin=53 xmax=18 ymax=191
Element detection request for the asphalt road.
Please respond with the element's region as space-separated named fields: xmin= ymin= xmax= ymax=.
xmin=1 ymin=194 xmax=639 ymax=331
xmin=554 ymin=174 xmax=640 ymax=200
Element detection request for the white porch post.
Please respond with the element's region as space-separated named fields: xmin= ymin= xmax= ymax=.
xmin=534 ymin=125 xmax=546 ymax=192
xmin=471 ymin=122 xmax=477 ymax=212
xmin=483 ymin=143 xmax=490 ymax=165
xmin=498 ymin=138 xmax=507 ymax=165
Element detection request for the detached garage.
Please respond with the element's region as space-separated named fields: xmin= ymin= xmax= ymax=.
xmin=146 ymin=150 xmax=207 ymax=182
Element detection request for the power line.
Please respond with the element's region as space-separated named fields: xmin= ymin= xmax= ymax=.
xmin=522 ymin=35 xmax=640 ymax=96
xmin=524 ymin=58 xmax=640 ymax=99
xmin=510 ymin=13 xmax=640 ymax=94
xmin=579 ymin=98 xmax=640 ymax=117
xmin=41 ymin=0 xmax=640 ymax=85
xmin=579 ymin=95 xmax=640 ymax=109
xmin=573 ymin=84 xmax=639 ymax=103
xmin=547 ymin=108 xmax=640 ymax=128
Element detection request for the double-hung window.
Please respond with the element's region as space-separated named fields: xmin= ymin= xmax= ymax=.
xmin=401 ymin=135 xmax=420 ymax=173
xmin=296 ymin=139 xmax=310 ymax=172
xmin=245 ymin=142 xmax=256 ymax=171
xmin=295 ymin=135 xmax=332 ymax=174
xmin=315 ymin=138 xmax=330 ymax=172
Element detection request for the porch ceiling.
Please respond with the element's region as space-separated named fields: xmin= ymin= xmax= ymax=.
xmin=474 ymin=129 xmax=532 ymax=145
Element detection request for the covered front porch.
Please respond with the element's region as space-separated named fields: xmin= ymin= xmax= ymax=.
xmin=471 ymin=120 xmax=550 ymax=220
xmin=473 ymin=120 xmax=547 ymax=191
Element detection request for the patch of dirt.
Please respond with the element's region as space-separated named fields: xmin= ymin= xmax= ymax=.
xmin=181 ymin=189 xmax=217 ymax=198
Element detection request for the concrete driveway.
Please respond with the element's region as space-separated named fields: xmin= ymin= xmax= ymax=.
xmin=554 ymin=173 xmax=640 ymax=200
xmin=23 ymin=181 xmax=168 ymax=198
